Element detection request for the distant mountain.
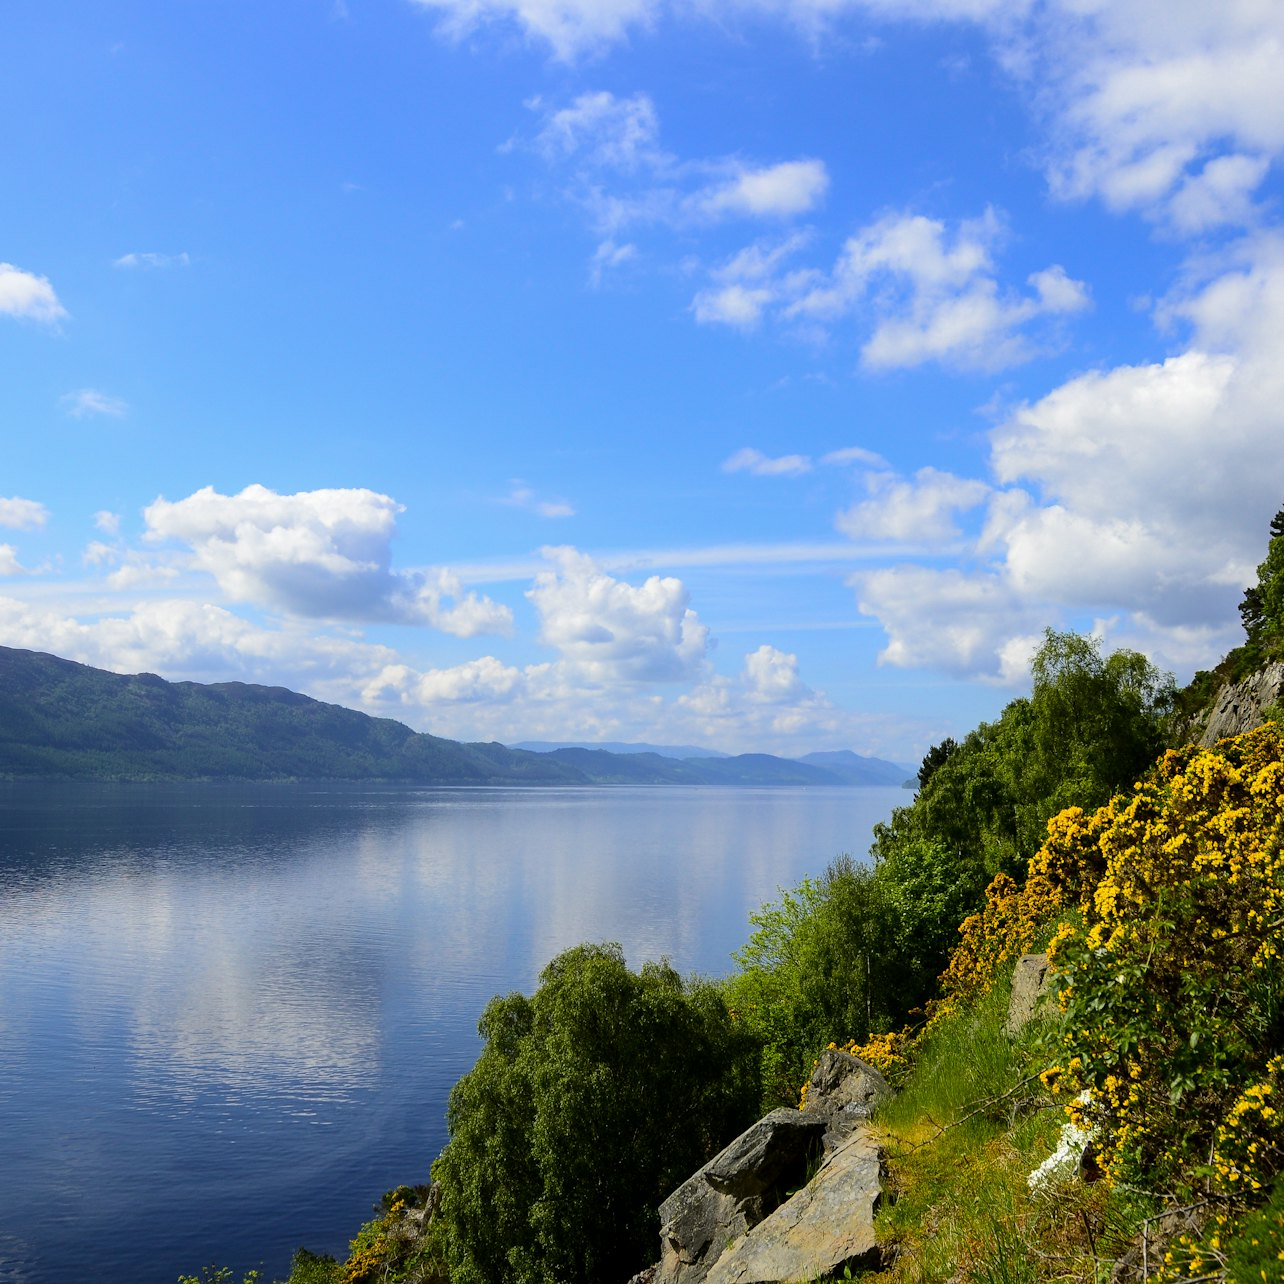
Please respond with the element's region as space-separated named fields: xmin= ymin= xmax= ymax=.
xmin=539 ymin=748 xmax=849 ymax=786
xmin=510 ymin=740 xmax=730 ymax=759
xmin=796 ymin=749 xmax=915 ymax=787
xmin=518 ymin=742 xmax=913 ymax=785
xmin=0 ymin=646 xmax=583 ymax=784
xmin=0 ymin=645 xmax=910 ymax=788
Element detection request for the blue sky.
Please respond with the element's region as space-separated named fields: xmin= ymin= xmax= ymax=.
xmin=3 ymin=0 xmax=1284 ymax=762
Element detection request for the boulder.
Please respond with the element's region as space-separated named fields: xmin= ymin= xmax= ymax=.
xmin=1005 ymin=952 xmax=1052 ymax=1035
xmin=802 ymin=1049 xmax=891 ymax=1147
xmin=654 ymin=1108 xmax=827 ymax=1284
xmin=705 ymin=1126 xmax=885 ymax=1284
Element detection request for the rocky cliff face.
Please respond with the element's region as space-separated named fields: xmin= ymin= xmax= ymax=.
xmin=1195 ymin=660 xmax=1284 ymax=746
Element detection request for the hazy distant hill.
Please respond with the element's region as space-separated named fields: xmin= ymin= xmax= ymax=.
xmin=0 ymin=646 xmax=908 ymax=787
xmin=511 ymin=740 xmax=730 ymax=759
xmin=539 ymin=747 xmax=850 ymax=786
xmin=796 ymin=749 xmax=913 ymax=786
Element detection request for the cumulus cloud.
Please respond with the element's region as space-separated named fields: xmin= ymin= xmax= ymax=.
xmin=851 ymin=237 xmax=1284 ymax=682
xmin=694 ymin=210 xmax=1089 ymax=367
xmin=62 ymin=389 xmax=128 ymax=419
xmin=790 ymin=210 xmax=1090 ymax=369
xmin=1032 ymin=1 xmax=1284 ymax=229
xmin=854 ymin=565 xmax=1045 ymax=681
xmin=0 ymin=262 xmax=66 ymax=324
xmin=527 ymin=546 xmax=711 ymax=683
xmin=721 ymin=447 xmax=812 ymax=478
xmin=364 ymin=655 xmax=523 ymax=705
xmin=0 ymin=497 xmax=48 ymax=530
xmin=361 ymin=635 xmax=877 ymax=757
xmin=142 ymin=484 xmax=512 ymax=636
xmin=836 ymin=467 xmax=990 ymax=543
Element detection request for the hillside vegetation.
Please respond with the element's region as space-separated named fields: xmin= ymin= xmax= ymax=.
xmin=187 ymin=513 xmax=1284 ymax=1283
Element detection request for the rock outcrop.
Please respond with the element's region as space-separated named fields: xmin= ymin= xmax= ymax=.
xmin=1004 ymin=952 xmax=1052 ymax=1035
xmin=1197 ymin=660 xmax=1284 ymax=746
xmin=652 ymin=1051 xmax=889 ymax=1284
xmin=705 ymin=1126 xmax=885 ymax=1284
xmin=656 ymin=1109 xmax=828 ymax=1284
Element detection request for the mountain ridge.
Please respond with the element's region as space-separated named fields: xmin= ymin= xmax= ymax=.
xmin=0 ymin=646 xmax=902 ymax=787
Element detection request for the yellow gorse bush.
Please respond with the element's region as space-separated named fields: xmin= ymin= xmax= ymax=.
xmin=1045 ymin=724 xmax=1284 ymax=1198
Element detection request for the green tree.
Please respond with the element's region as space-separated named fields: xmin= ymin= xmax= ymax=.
xmin=724 ymin=857 xmax=899 ymax=1107
xmin=1240 ymin=504 xmax=1284 ymax=653
xmin=867 ymin=629 xmax=1172 ymax=1014
xmin=433 ymin=943 xmax=760 ymax=1284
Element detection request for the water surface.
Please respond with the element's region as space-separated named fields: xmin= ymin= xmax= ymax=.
xmin=0 ymin=781 xmax=903 ymax=1283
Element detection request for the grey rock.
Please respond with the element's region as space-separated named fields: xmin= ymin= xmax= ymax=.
xmin=655 ymin=1109 xmax=827 ymax=1284
xmin=802 ymin=1049 xmax=891 ymax=1147
xmin=1005 ymin=952 xmax=1052 ymax=1035
xmin=1196 ymin=660 xmax=1284 ymax=746
xmin=705 ymin=1126 xmax=885 ymax=1284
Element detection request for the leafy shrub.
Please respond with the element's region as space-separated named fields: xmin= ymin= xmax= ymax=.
xmin=432 ymin=943 xmax=760 ymax=1284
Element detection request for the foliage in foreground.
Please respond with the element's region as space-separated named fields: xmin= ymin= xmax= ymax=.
xmin=868 ymin=723 xmax=1284 ymax=1281
xmin=430 ymin=943 xmax=760 ymax=1284
xmin=1046 ymin=725 xmax=1284 ymax=1204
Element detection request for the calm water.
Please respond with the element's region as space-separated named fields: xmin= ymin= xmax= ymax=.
xmin=0 ymin=781 xmax=903 ymax=1284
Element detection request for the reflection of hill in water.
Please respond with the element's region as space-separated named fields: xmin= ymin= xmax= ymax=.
xmin=0 ymin=780 xmax=417 ymax=883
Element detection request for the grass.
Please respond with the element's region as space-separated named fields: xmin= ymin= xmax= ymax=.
xmin=853 ymin=973 xmax=1153 ymax=1284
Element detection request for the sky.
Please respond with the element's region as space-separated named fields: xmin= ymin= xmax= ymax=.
xmin=3 ymin=0 xmax=1284 ymax=763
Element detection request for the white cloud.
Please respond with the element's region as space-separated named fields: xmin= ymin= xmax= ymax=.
xmin=742 ymin=644 xmax=808 ymax=702
xmin=692 ymin=282 xmax=776 ymax=328
xmin=142 ymin=484 xmax=512 ymax=636
xmin=821 ymin=446 xmax=890 ymax=469
xmin=721 ymin=447 xmax=812 ymax=478
xmin=360 ymin=635 xmax=883 ymax=757
xmin=364 ymin=656 xmax=523 ymax=705
xmin=589 ymin=239 xmax=638 ymax=285
xmin=534 ymin=90 xmax=662 ymax=169
xmin=854 ymin=565 xmax=1043 ymax=680
xmin=0 ymin=262 xmax=66 ymax=325
xmin=851 ymin=236 xmax=1284 ymax=682
xmin=412 ymin=0 xmax=656 ymax=60
xmin=697 ymin=159 xmax=829 ymax=219
xmin=0 ymin=546 xmax=27 ymax=577
xmin=836 ymin=467 xmax=990 ymax=543
xmin=95 ymin=511 xmax=122 ymax=535
xmin=786 ymin=209 xmax=1091 ymax=370
xmin=1168 ymin=154 xmax=1272 ymax=235
xmin=62 ymin=389 xmax=128 ymax=419
xmin=113 ymin=251 xmax=191 ymax=269
xmin=528 ymin=91 xmax=829 ymax=244
xmin=0 ymin=497 xmax=48 ymax=530
xmin=1033 ymin=1 xmax=1284 ymax=228
xmin=527 ymin=546 xmax=711 ymax=683
xmin=499 ymin=480 xmax=576 ymax=518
